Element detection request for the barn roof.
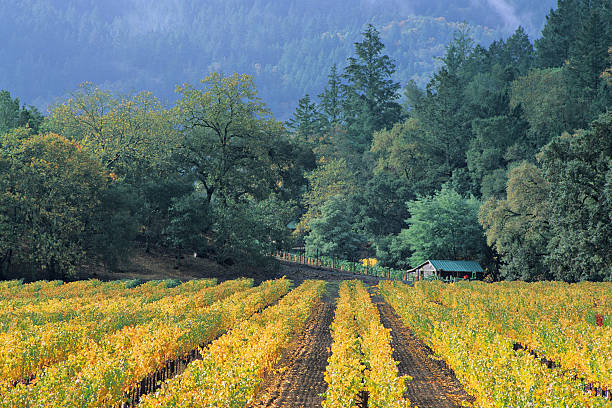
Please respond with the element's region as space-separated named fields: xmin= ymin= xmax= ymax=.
xmin=412 ymin=260 xmax=484 ymax=273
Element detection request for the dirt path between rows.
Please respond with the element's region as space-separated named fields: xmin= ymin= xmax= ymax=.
xmin=249 ymin=282 xmax=339 ymax=408
xmin=370 ymin=288 xmax=475 ymax=408
xmin=250 ymin=263 xmax=475 ymax=408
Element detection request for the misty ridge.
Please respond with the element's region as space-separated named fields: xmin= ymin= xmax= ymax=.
xmin=0 ymin=0 xmax=556 ymax=118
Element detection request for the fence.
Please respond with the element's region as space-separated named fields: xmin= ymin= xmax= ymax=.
xmin=274 ymin=251 xmax=418 ymax=282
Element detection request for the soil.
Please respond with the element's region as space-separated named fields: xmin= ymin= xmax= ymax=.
xmin=249 ymin=264 xmax=475 ymax=408
xmin=249 ymin=281 xmax=339 ymax=408
xmin=277 ymin=260 xmax=385 ymax=286
xmin=76 ymin=249 xmax=283 ymax=284
xmin=370 ymin=288 xmax=476 ymax=408
xmin=76 ymin=250 xmax=384 ymax=286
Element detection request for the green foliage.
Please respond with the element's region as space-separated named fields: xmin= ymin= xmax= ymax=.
xmin=45 ymin=83 xmax=184 ymax=261
xmin=266 ymin=136 xmax=316 ymax=204
xmin=479 ymin=107 xmax=612 ymax=283
xmin=466 ymin=107 xmax=530 ymax=198
xmin=138 ymin=177 xmax=195 ymax=253
xmin=45 ymin=83 xmax=178 ymax=182
xmin=286 ymin=94 xmax=324 ymax=139
xmin=211 ymin=197 xmax=295 ymax=265
xmin=85 ymin=183 xmax=139 ymax=271
xmin=479 ymin=163 xmax=551 ymax=280
xmin=510 ymin=68 xmax=575 ymax=146
xmin=299 ymin=158 xmax=357 ymax=231
xmin=395 ymin=186 xmax=487 ymax=268
xmin=535 ymin=0 xmax=612 ymax=126
xmin=305 ymin=195 xmax=365 ymax=260
xmin=176 ymin=72 xmax=283 ymax=203
xmin=535 ymin=0 xmax=581 ymax=68
xmin=370 ymin=119 xmax=443 ymax=196
xmin=318 ymin=64 xmax=343 ymax=129
xmin=565 ymin=5 xmax=612 ymax=123
xmin=342 ymin=24 xmax=403 ymax=151
xmin=407 ymin=29 xmax=477 ymax=186
xmin=375 ymin=234 xmax=411 ymax=269
xmin=0 ymin=132 xmax=107 ymax=279
xmin=535 ymin=0 xmax=610 ymax=69
xmin=489 ymin=26 xmax=535 ymax=77
xmin=348 ymin=172 xmax=413 ymax=240
xmin=2 ymin=0 xmax=611 ymax=283
xmin=172 ymin=72 xmax=302 ymax=264
xmin=0 ymin=90 xmax=43 ymax=135
xmin=539 ymin=112 xmax=612 ymax=281
xmin=165 ymin=192 xmax=213 ymax=265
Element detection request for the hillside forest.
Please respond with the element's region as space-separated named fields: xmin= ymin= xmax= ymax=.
xmin=0 ymin=0 xmax=558 ymax=118
xmin=1 ymin=0 xmax=611 ymax=282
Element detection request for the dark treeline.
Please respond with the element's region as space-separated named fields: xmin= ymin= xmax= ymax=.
xmin=1 ymin=0 xmax=610 ymax=282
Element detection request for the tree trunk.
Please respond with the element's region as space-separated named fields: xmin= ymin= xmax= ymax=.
xmin=175 ymin=246 xmax=182 ymax=269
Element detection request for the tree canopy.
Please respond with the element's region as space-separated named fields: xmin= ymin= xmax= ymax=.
xmin=1 ymin=2 xmax=610 ymax=283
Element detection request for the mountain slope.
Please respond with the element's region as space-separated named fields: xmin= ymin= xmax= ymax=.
xmin=0 ymin=0 xmax=557 ymax=118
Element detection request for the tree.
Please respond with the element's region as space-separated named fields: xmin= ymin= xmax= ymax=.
xmin=348 ymin=172 xmax=412 ymax=240
xmin=346 ymin=172 xmax=414 ymax=267
xmin=176 ymin=72 xmax=283 ymax=204
xmin=0 ymin=132 xmax=108 ymax=279
xmin=137 ymin=177 xmax=195 ymax=254
xmin=286 ymin=94 xmax=324 ymax=139
xmin=46 ymin=83 xmax=185 ymax=257
xmin=402 ymin=80 xmax=424 ymax=111
xmin=370 ymin=118 xmax=443 ymax=196
xmin=318 ymin=64 xmax=343 ymax=129
xmin=0 ymin=90 xmax=43 ymax=134
xmin=211 ymin=196 xmax=295 ymax=265
xmin=305 ymin=195 xmax=365 ymax=260
xmin=510 ymin=68 xmax=575 ymax=147
xmin=165 ymin=192 xmax=213 ymax=267
xmin=409 ymin=29 xmax=476 ymax=182
xmin=342 ymin=24 xmax=403 ymax=151
xmin=479 ymin=162 xmax=551 ymax=281
xmin=394 ymin=186 xmax=487 ymax=268
xmin=441 ymin=25 xmax=476 ymax=76
xmin=535 ymin=0 xmax=584 ymax=68
xmin=534 ymin=0 xmax=612 ymax=125
xmin=501 ymin=26 xmax=535 ymax=77
xmin=86 ymin=182 xmax=140 ymax=271
xmin=176 ymin=72 xmax=304 ymax=264
xmin=46 ymin=83 xmax=178 ymax=183
xmin=266 ymin=136 xmax=316 ymax=204
xmin=539 ymin=112 xmax=612 ymax=281
xmin=299 ymin=157 xmax=357 ymax=231
xmin=466 ymin=107 xmax=530 ymax=198
xmin=566 ymin=6 xmax=612 ymax=123
xmin=462 ymin=70 xmax=508 ymax=118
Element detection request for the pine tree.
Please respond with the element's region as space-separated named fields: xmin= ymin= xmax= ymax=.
xmin=535 ymin=0 xmax=584 ymax=68
xmin=503 ymin=26 xmax=535 ymax=76
xmin=286 ymin=94 xmax=323 ymax=139
xmin=535 ymin=0 xmax=612 ymax=70
xmin=567 ymin=6 xmax=611 ymax=120
xmin=318 ymin=64 xmax=343 ymax=129
xmin=341 ymin=24 xmax=402 ymax=151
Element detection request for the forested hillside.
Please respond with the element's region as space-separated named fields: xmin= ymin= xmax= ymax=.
xmin=0 ymin=0 xmax=555 ymax=117
xmin=1 ymin=0 xmax=610 ymax=283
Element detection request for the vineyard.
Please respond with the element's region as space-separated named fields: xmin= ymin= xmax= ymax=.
xmin=0 ymin=273 xmax=610 ymax=408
